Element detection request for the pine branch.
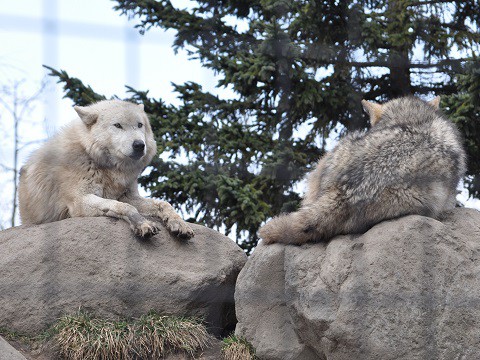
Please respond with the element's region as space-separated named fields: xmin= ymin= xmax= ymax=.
xmin=346 ymin=58 xmax=472 ymax=69
xmin=43 ymin=65 xmax=106 ymax=105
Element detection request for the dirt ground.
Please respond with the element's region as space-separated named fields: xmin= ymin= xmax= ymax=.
xmin=5 ymin=337 xmax=224 ymax=360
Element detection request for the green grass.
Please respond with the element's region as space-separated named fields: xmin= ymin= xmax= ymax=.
xmin=0 ymin=326 xmax=33 ymax=344
xmin=222 ymin=334 xmax=257 ymax=360
xmin=53 ymin=310 xmax=212 ymax=360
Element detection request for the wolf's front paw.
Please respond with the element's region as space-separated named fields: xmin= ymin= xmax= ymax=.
xmin=133 ymin=219 xmax=160 ymax=237
xmin=166 ymin=219 xmax=194 ymax=240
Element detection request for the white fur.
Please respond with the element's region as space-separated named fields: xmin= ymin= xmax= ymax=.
xmin=18 ymin=100 xmax=194 ymax=239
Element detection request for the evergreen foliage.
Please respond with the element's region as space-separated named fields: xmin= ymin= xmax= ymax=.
xmin=47 ymin=0 xmax=479 ymax=253
xmin=444 ymin=62 xmax=480 ymax=198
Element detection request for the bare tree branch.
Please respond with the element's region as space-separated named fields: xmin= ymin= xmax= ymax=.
xmin=346 ymin=58 xmax=471 ymax=69
xmin=0 ymin=79 xmax=47 ymax=228
xmin=0 ymin=164 xmax=14 ymax=172
xmin=408 ymin=0 xmax=454 ymax=6
xmin=18 ymin=81 xmax=47 ymax=121
xmin=17 ymin=139 xmax=47 ymax=152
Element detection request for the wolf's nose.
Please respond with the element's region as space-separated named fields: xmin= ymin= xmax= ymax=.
xmin=132 ymin=140 xmax=145 ymax=152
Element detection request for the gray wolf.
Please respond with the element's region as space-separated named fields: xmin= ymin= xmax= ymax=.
xmin=259 ymin=96 xmax=466 ymax=245
xmin=18 ymin=100 xmax=194 ymax=239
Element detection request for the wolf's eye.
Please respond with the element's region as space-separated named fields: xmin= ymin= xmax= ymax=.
xmin=138 ymin=123 xmax=143 ymax=128
xmin=114 ymin=123 xmax=123 ymax=129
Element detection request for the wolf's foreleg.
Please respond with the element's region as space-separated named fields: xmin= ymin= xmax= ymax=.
xmin=121 ymin=195 xmax=194 ymax=239
xmin=70 ymin=194 xmax=159 ymax=237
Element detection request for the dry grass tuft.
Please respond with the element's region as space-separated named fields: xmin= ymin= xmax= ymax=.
xmin=53 ymin=310 xmax=212 ymax=360
xmin=222 ymin=335 xmax=257 ymax=360
xmin=0 ymin=327 xmax=33 ymax=344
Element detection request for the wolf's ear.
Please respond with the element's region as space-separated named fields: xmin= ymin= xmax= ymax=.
xmin=137 ymin=103 xmax=145 ymax=111
xmin=428 ymin=96 xmax=441 ymax=110
xmin=361 ymin=100 xmax=383 ymax=126
xmin=74 ymin=106 xmax=98 ymax=126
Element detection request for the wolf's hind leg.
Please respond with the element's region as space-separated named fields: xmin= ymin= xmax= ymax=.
xmin=70 ymin=194 xmax=159 ymax=237
xmin=259 ymin=208 xmax=318 ymax=245
xmin=259 ymin=188 xmax=348 ymax=245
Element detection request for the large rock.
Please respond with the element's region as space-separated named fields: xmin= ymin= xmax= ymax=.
xmin=0 ymin=336 xmax=27 ymax=360
xmin=0 ymin=217 xmax=246 ymax=337
xmin=235 ymin=208 xmax=480 ymax=359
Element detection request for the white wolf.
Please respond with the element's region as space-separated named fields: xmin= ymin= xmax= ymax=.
xmin=18 ymin=100 xmax=194 ymax=239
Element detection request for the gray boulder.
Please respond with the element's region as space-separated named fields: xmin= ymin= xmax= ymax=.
xmin=0 ymin=336 xmax=27 ymax=360
xmin=0 ymin=217 xmax=246 ymax=337
xmin=235 ymin=208 xmax=480 ymax=359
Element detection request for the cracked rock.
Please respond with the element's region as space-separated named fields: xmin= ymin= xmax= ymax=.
xmin=235 ymin=208 xmax=480 ymax=360
xmin=0 ymin=217 xmax=247 ymax=337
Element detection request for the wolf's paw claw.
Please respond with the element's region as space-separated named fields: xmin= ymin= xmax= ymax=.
xmin=134 ymin=220 xmax=159 ymax=237
xmin=167 ymin=220 xmax=194 ymax=240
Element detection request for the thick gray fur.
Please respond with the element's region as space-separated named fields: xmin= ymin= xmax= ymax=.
xmin=259 ymin=96 xmax=466 ymax=245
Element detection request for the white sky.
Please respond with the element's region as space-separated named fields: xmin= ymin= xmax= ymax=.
xmin=0 ymin=0 xmax=478 ymax=228
xmin=0 ymin=0 xmax=222 ymax=124
xmin=0 ymin=0 xmax=223 ymax=227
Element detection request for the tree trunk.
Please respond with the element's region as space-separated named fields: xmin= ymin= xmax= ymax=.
xmin=389 ymin=50 xmax=411 ymax=96
xmin=11 ymin=106 xmax=19 ymax=227
xmin=387 ymin=0 xmax=412 ymax=97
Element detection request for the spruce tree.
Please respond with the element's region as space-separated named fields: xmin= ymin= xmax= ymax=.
xmin=48 ymin=0 xmax=479 ymax=253
xmin=444 ymin=62 xmax=480 ymax=199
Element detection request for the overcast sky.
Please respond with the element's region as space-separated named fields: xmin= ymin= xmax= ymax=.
xmin=0 ymin=0 xmax=221 ymax=123
xmin=0 ymin=0 xmax=225 ymax=227
xmin=0 ymin=0 xmax=478 ymax=228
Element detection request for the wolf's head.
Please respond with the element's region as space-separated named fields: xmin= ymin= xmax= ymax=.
xmin=361 ymin=96 xmax=441 ymax=127
xmin=74 ymin=100 xmax=156 ymax=169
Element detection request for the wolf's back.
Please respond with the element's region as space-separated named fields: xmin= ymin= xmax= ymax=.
xmin=334 ymin=97 xmax=465 ymax=218
xmin=257 ymin=96 xmax=467 ymax=245
xmin=18 ymin=124 xmax=82 ymax=225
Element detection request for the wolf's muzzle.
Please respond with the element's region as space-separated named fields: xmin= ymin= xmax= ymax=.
xmin=130 ymin=140 xmax=145 ymax=159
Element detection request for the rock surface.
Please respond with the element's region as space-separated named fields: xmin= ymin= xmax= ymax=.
xmin=235 ymin=208 xmax=480 ymax=360
xmin=0 ymin=336 xmax=27 ymax=360
xmin=0 ymin=217 xmax=246 ymax=337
